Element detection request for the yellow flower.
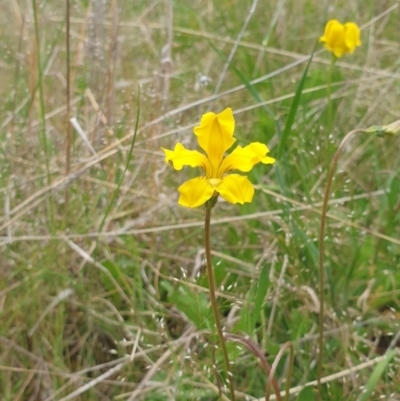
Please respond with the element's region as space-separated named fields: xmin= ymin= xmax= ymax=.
xmin=319 ymin=19 xmax=361 ymax=58
xmin=162 ymin=108 xmax=275 ymax=208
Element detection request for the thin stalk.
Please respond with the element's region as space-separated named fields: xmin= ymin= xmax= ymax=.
xmin=316 ymin=121 xmax=398 ymax=399
xmin=204 ymin=202 xmax=235 ymax=401
xmin=32 ymin=0 xmax=54 ymax=231
xmin=225 ymin=333 xmax=282 ymax=401
xmin=316 ymin=128 xmax=365 ymax=400
xmin=212 ymin=344 xmax=223 ymax=399
xmin=326 ymin=55 xmax=336 ymax=135
xmin=284 ymin=344 xmax=294 ymax=401
xmin=265 ymin=342 xmax=294 ymax=401
xmin=97 ymin=89 xmax=140 ymax=236
xmin=65 ymin=0 xmax=71 ymax=213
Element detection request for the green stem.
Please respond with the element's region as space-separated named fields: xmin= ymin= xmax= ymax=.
xmin=65 ymin=0 xmax=71 ymax=216
xmin=316 ymin=128 xmax=365 ymax=400
xmin=326 ymin=55 xmax=336 ymax=135
xmin=32 ymin=0 xmax=55 ymax=232
xmin=204 ymin=202 xmax=235 ymax=401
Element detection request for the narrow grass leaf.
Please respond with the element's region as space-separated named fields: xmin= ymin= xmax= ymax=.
xmin=262 ymin=0 xmax=287 ymax=46
xmin=297 ymin=386 xmax=315 ymax=401
xmin=236 ymin=282 xmax=257 ymax=333
xmin=98 ymin=88 xmax=140 ymax=234
xmin=235 ymin=264 xmax=270 ymax=334
xmin=250 ymin=263 xmax=270 ymax=329
xmin=208 ymin=40 xmax=276 ymax=119
xmin=357 ymin=350 xmax=396 ymax=401
xmin=277 ymin=42 xmax=317 ymax=159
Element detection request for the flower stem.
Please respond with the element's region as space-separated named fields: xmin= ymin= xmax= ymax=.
xmin=326 ymin=55 xmax=336 ymax=135
xmin=316 ymin=128 xmax=365 ymax=400
xmin=32 ymin=0 xmax=55 ymax=233
xmin=204 ymin=202 xmax=235 ymax=401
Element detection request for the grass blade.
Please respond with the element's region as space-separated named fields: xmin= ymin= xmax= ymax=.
xmin=277 ymin=42 xmax=317 ymax=159
xmin=208 ymin=40 xmax=276 ymax=120
xmin=356 ymin=350 xmax=396 ymax=401
xmin=98 ymin=88 xmax=141 ymax=235
xmin=250 ymin=263 xmax=270 ymax=330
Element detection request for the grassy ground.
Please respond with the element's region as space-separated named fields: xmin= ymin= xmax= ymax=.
xmin=0 ymin=0 xmax=400 ymax=400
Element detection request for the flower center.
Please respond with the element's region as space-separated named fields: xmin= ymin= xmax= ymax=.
xmin=208 ymin=178 xmax=222 ymax=189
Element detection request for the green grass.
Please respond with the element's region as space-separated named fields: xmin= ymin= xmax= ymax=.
xmin=0 ymin=1 xmax=400 ymax=400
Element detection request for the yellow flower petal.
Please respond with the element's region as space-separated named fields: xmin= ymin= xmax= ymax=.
xmin=344 ymin=22 xmax=361 ymax=54
xmin=319 ymin=19 xmax=341 ymax=44
xmin=193 ymin=108 xmax=236 ymax=176
xmin=178 ymin=176 xmax=215 ymax=208
xmin=162 ymin=143 xmax=210 ymax=171
xmin=218 ymin=142 xmax=275 ymax=174
xmin=320 ymin=19 xmax=347 ymax=58
xmin=215 ymin=174 xmax=255 ymax=204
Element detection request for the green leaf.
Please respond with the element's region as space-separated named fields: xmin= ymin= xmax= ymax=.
xmin=297 ymin=386 xmax=315 ymax=401
xmin=235 ymin=264 xmax=270 ymax=334
xmin=169 ymin=285 xmax=212 ymax=330
xmin=357 ymin=351 xmax=396 ymax=401
xmin=251 ymin=263 xmax=270 ymax=329
xmin=235 ymin=281 xmax=257 ymax=333
xmin=387 ymin=175 xmax=400 ymax=211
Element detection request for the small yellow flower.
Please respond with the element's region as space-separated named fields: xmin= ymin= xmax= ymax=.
xmin=162 ymin=108 xmax=275 ymax=208
xmin=319 ymin=19 xmax=361 ymax=58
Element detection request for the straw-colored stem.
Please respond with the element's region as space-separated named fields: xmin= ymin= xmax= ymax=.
xmin=204 ymin=203 xmax=235 ymax=401
xmin=317 ymin=128 xmax=365 ymax=400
